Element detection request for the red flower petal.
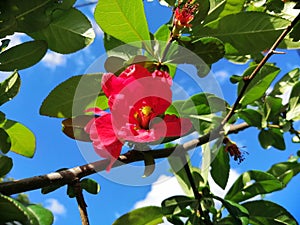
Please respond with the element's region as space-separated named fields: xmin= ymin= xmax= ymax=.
xmin=85 ymin=114 xmax=123 ymax=171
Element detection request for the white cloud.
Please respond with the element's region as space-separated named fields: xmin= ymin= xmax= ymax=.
xmin=134 ymin=175 xmax=185 ymax=209
xmin=3 ymin=33 xmax=26 ymax=49
xmin=45 ymin=198 xmax=66 ymax=216
xmin=214 ymin=70 xmax=230 ymax=83
xmin=42 ymin=51 xmax=67 ymax=69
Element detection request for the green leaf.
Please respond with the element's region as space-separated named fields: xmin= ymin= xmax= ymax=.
xmin=0 ymin=71 xmax=21 ymax=106
xmin=225 ymin=170 xmax=283 ymax=203
xmin=266 ymin=0 xmax=284 ymax=13
xmin=27 ymin=204 xmax=54 ymax=225
xmin=217 ymin=0 xmax=246 ymax=19
xmin=210 ymin=145 xmax=230 ymax=189
xmin=0 ymin=40 xmax=47 ymax=71
xmin=271 ymin=68 xmax=300 ymax=96
xmin=40 ymin=73 xmax=107 ymax=118
xmin=41 ymin=183 xmax=64 ymax=195
xmin=112 ymin=206 xmax=163 ymax=225
xmin=267 ymin=161 xmax=300 ymax=186
xmin=0 ymin=119 xmax=35 ymax=158
xmin=182 ymin=37 xmax=225 ymax=65
xmin=238 ymin=109 xmax=262 ymax=128
xmin=95 ymin=0 xmax=151 ymax=49
xmin=238 ymin=64 xmax=280 ymax=106
xmin=286 ymin=81 xmax=300 ymax=121
xmin=201 ymin=12 xmax=291 ymax=55
xmin=0 ymin=194 xmax=39 ymax=225
xmin=213 ymin=196 xmax=249 ymax=225
xmin=141 ymin=151 xmax=155 ymax=178
xmin=0 ymin=155 xmax=13 ymax=177
xmin=168 ymin=154 xmax=193 ymax=196
xmin=242 ymin=200 xmax=298 ymax=225
xmin=258 ymin=128 xmax=286 ymax=150
xmin=263 ymin=96 xmax=282 ymax=122
xmin=161 ymin=195 xmax=196 ymax=217
xmin=0 ymin=128 xmax=11 ymax=154
xmin=62 ymin=115 xmax=93 ymax=142
xmin=80 ymin=178 xmax=100 ymax=195
xmin=181 ymin=93 xmax=227 ymax=116
xmin=29 ymin=8 xmax=95 ymax=54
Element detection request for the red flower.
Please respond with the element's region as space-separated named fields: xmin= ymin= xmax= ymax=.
xmin=174 ymin=1 xmax=199 ymax=28
xmin=85 ymin=64 xmax=192 ymax=171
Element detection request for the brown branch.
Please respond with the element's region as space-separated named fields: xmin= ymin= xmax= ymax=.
xmin=0 ymin=123 xmax=249 ymax=196
xmin=73 ymin=180 xmax=90 ymax=225
xmin=221 ymin=12 xmax=300 ymax=126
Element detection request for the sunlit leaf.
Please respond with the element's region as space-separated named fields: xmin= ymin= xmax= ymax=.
xmin=258 ymin=128 xmax=286 ymax=150
xmin=161 ymin=195 xmax=196 ymax=216
xmin=242 ymin=200 xmax=298 ymax=225
xmin=112 ymin=206 xmax=163 ymax=225
xmin=95 ymin=0 xmax=151 ymax=50
xmin=271 ymin=68 xmax=300 ymax=96
xmin=0 ymin=71 xmax=20 ymax=106
xmin=225 ymin=170 xmax=283 ymax=203
xmin=27 ymin=204 xmax=54 ymax=225
xmin=0 ymin=119 xmax=35 ymax=158
xmin=0 ymin=41 xmax=47 ymax=71
xmin=286 ymin=81 xmax=300 ymax=121
xmin=238 ymin=109 xmax=262 ymax=128
xmin=81 ymin=178 xmax=100 ymax=195
xmin=267 ymin=160 xmax=300 ymax=186
xmin=238 ymin=64 xmax=280 ymax=106
xmin=0 ymin=194 xmax=39 ymax=225
xmin=201 ymin=12 xmax=292 ymax=55
xmin=29 ymin=8 xmax=95 ymax=54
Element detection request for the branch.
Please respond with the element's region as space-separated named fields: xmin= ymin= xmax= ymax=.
xmin=73 ymin=180 xmax=90 ymax=225
xmin=221 ymin=12 xmax=300 ymax=125
xmin=0 ymin=123 xmax=249 ymax=196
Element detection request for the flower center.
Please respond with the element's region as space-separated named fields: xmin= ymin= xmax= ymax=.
xmin=134 ymin=105 xmax=153 ymax=130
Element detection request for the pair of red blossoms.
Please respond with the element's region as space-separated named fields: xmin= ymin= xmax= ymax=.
xmin=85 ymin=64 xmax=193 ymax=171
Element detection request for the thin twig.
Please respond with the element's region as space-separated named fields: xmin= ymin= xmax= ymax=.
xmin=0 ymin=123 xmax=249 ymax=196
xmin=221 ymin=13 xmax=300 ymax=126
xmin=74 ymin=180 xmax=90 ymax=225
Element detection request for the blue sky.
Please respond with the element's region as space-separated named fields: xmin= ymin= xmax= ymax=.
xmin=1 ymin=1 xmax=300 ymax=224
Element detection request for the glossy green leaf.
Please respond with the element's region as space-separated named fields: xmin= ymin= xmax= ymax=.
xmin=161 ymin=195 xmax=196 ymax=216
xmin=213 ymin=196 xmax=249 ymax=225
xmin=95 ymin=0 xmax=151 ymax=48
xmin=181 ymin=93 xmax=227 ymax=115
xmin=0 ymin=194 xmax=39 ymax=225
xmin=290 ymin=20 xmax=300 ymax=41
xmin=201 ymin=12 xmax=291 ymax=55
xmin=112 ymin=206 xmax=163 ymax=225
xmin=217 ymin=0 xmax=246 ymax=19
xmin=210 ymin=145 xmax=230 ymax=189
xmin=62 ymin=115 xmax=93 ymax=142
xmin=0 ymin=71 xmax=21 ymax=106
xmin=225 ymin=170 xmax=283 ymax=203
xmin=286 ymin=81 xmax=300 ymax=121
xmin=27 ymin=204 xmax=54 ymax=225
xmin=238 ymin=64 xmax=280 ymax=106
xmin=263 ymin=96 xmax=282 ymax=122
xmin=0 ymin=155 xmax=13 ymax=177
xmin=203 ymin=0 xmax=226 ymax=24
xmin=191 ymin=0 xmax=210 ymax=31
xmin=40 ymin=74 xmax=107 ymax=118
xmin=242 ymin=200 xmax=298 ymax=225
xmin=0 ymin=41 xmax=47 ymax=71
xmin=80 ymin=178 xmax=100 ymax=195
xmin=271 ymin=68 xmax=300 ymax=96
xmin=0 ymin=119 xmax=35 ymax=158
xmin=266 ymin=0 xmax=284 ymax=13
xmin=0 ymin=128 xmax=11 ymax=154
xmin=238 ymin=109 xmax=262 ymax=128
xmin=29 ymin=8 xmax=95 ymax=54
xmin=267 ymin=161 xmax=300 ymax=186
xmin=258 ymin=128 xmax=286 ymax=150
